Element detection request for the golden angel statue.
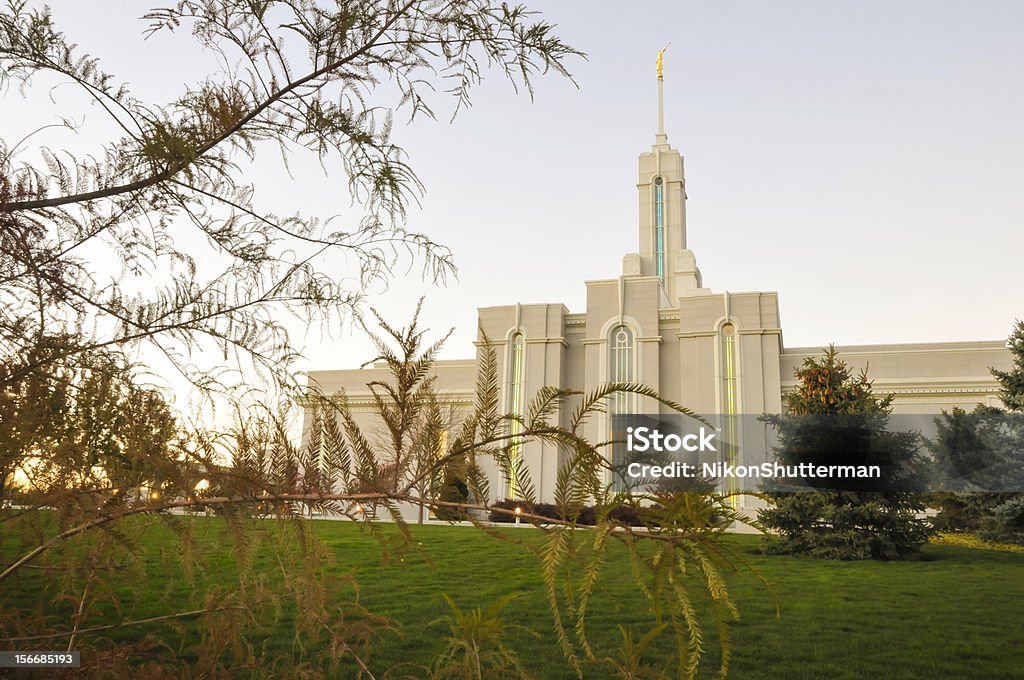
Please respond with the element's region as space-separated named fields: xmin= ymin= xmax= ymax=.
xmin=656 ymin=44 xmax=670 ymax=78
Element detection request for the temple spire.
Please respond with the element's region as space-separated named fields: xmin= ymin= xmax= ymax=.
xmin=656 ymin=44 xmax=670 ymax=145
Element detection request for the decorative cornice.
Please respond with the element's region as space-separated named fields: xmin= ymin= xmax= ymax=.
xmin=779 ymin=382 xmax=998 ymax=397
xmin=564 ymin=315 xmax=586 ymax=327
xmin=343 ymin=394 xmax=476 ymax=409
xmin=781 ymin=342 xmax=1007 ymax=357
xmin=299 ymin=390 xmax=476 ymax=410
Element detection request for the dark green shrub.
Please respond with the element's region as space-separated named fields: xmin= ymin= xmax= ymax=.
xmin=488 ymin=500 xmax=649 ymax=526
xmin=434 ymin=475 xmax=470 ymax=521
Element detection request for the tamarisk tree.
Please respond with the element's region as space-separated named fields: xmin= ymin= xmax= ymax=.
xmin=2 ymin=303 xmax=774 ymax=678
xmin=1 ymin=4 xmax=776 ymax=678
xmin=0 ymin=0 xmax=579 ymax=400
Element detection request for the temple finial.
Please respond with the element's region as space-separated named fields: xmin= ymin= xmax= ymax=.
xmin=656 ymin=44 xmax=670 ymax=142
xmin=656 ymin=43 xmax=670 ymax=79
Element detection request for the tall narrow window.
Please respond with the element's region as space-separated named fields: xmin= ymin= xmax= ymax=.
xmin=654 ymin=177 xmax=665 ymax=283
xmin=721 ymin=324 xmax=737 ymax=416
xmin=609 ymin=325 xmax=635 ymax=408
xmin=609 ymin=325 xmax=634 ymax=491
xmin=721 ymin=323 xmax=739 ymax=501
xmin=506 ymin=332 xmax=525 ymax=498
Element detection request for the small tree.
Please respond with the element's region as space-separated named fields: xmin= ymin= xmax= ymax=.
xmin=428 ymin=593 xmax=538 ymax=680
xmin=758 ymin=347 xmax=933 ymax=559
xmin=0 ymin=345 xmax=178 ymax=504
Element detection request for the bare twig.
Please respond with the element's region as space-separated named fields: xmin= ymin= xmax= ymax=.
xmin=1 ymin=604 xmax=250 ymax=643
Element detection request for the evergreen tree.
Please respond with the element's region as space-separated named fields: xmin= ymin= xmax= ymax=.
xmin=991 ymin=320 xmax=1024 ymax=412
xmin=758 ymin=347 xmax=933 ymax=559
xmin=931 ymin=321 xmax=1024 ymax=544
xmin=987 ymin=321 xmax=1024 ymax=542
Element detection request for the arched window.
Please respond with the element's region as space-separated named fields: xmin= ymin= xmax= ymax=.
xmin=654 ymin=177 xmax=665 ymax=284
xmin=609 ymin=325 xmax=635 ymax=413
xmin=507 ymin=332 xmax=525 ymax=417
xmin=506 ymin=332 xmax=525 ymax=498
xmin=609 ymin=325 xmax=635 ymax=492
xmin=721 ymin=323 xmax=737 ymax=417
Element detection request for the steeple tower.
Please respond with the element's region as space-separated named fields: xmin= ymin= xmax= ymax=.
xmin=623 ymin=48 xmax=705 ymax=304
xmin=656 ymin=45 xmax=669 ymax=145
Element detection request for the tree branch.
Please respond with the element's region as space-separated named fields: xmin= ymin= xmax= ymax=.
xmin=2 ymin=0 xmax=420 ymax=213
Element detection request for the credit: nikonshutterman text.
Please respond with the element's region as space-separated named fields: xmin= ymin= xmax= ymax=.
xmin=626 ymin=461 xmax=882 ymax=480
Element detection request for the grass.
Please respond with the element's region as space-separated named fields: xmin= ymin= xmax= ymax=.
xmin=4 ymin=517 xmax=1024 ymax=679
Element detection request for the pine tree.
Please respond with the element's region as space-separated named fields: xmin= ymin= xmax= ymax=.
xmin=991 ymin=320 xmax=1024 ymax=412
xmin=987 ymin=320 xmax=1024 ymax=543
xmin=758 ymin=347 xmax=933 ymax=559
xmin=932 ymin=321 xmax=1024 ymax=544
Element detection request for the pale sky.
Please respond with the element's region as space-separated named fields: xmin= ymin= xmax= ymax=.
xmin=5 ymin=1 xmax=1023 ymax=386
xmin=311 ymin=0 xmax=1024 ymax=369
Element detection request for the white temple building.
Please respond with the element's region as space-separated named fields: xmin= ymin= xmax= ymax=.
xmin=306 ymin=62 xmax=1012 ymax=509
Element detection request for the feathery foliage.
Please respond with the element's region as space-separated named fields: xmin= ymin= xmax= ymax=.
xmin=426 ymin=592 xmax=538 ymax=680
xmin=2 ymin=1 xmax=584 ymax=674
xmin=3 ymin=305 xmax=772 ymax=678
xmin=1 ymin=6 xmax=770 ymax=672
xmin=0 ymin=0 xmax=582 ymax=401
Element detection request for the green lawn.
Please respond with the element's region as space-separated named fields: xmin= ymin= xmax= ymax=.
xmin=4 ymin=517 xmax=1024 ymax=679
